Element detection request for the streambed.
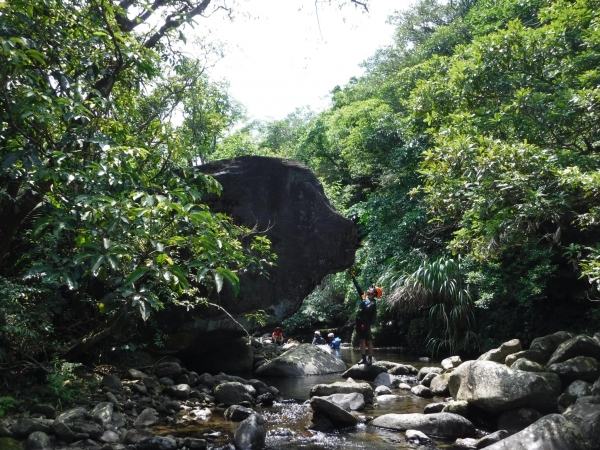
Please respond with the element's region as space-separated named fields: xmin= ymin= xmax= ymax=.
xmin=154 ymin=349 xmax=463 ymax=449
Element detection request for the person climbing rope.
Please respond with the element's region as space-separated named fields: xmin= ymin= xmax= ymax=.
xmin=349 ymin=269 xmax=381 ymax=366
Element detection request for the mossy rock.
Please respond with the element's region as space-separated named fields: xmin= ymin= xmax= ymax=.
xmin=0 ymin=437 xmax=22 ymax=450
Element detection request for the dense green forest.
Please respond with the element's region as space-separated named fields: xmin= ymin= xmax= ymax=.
xmin=1 ymin=0 xmax=600 ymax=402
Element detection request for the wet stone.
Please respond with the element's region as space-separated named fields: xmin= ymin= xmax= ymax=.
xmin=26 ymin=431 xmax=51 ymax=450
xmin=102 ymin=375 xmax=123 ymax=391
xmin=159 ymin=377 xmax=174 ymax=387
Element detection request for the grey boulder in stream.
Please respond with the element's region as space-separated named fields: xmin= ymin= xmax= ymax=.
xmin=370 ymin=413 xmax=475 ymax=438
xmin=254 ymin=344 xmax=346 ymax=376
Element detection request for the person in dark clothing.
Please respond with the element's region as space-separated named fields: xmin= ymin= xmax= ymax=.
xmin=350 ymin=270 xmax=378 ymax=366
xmin=312 ymin=331 xmax=326 ymax=345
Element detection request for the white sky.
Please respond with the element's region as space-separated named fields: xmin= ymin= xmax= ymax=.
xmin=193 ymin=0 xmax=410 ymax=122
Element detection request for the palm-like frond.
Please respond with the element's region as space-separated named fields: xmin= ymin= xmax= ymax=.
xmin=385 ymin=256 xmax=476 ymax=353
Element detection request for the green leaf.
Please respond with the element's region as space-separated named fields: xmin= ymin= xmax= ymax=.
xmin=124 ymin=267 xmax=150 ymax=285
xmin=217 ymin=267 xmax=240 ymax=296
xmin=169 ymin=265 xmax=190 ymax=290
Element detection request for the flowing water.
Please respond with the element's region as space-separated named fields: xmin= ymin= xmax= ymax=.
xmin=155 ymin=349 xmax=459 ymax=449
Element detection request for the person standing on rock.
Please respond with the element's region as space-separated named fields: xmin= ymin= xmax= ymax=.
xmin=349 ymin=270 xmax=380 ymax=366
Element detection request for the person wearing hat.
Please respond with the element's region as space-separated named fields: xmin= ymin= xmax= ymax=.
xmin=312 ymin=331 xmax=326 ymax=345
xmin=328 ymin=332 xmax=342 ymax=349
xmin=272 ymin=327 xmax=284 ymax=345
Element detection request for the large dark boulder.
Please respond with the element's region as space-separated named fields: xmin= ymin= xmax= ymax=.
xmin=156 ymin=156 xmax=357 ymax=353
xmin=485 ymin=414 xmax=585 ymax=450
xmin=448 ymin=361 xmax=560 ymax=414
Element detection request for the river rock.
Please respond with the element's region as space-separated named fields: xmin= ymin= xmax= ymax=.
xmin=233 ymin=413 xmax=266 ymax=449
xmin=497 ymin=407 xmax=543 ymax=434
xmin=441 ymin=356 xmax=462 ymax=370
xmin=417 ymin=367 xmax=443 ymax=381
xmin=101 ymin=374 xmax=122 ymax=391
xmin=247 ymin=379 xmax=279 ymax=397
xmin=91 ymin=402 xmax=113 ymax=427
xmin=55 ymin=406 xmax=88 ymax=425
xmin=564 ymin=380 xmax=592 ymax=404
xmin=310 ymin=381 xmax=374 ymax=404
xmin=71 ymin=422 xmax=102 ymax=439
xmin=478 ymin=339 xmax=522 ymax=363
xmin=137 ymin=436 xmax=178 ymax=450
xmin=476 ymin=430 xmax=509 ymax=448
xmin=547 ymin=356 xmax=600 ymax=383
xmin=30 ymin=404 xmax=56 ymax=420
xmin=591 ymin=377 xmax=600 ymax=396
xmin=318 ymin=393 xmax=365 ymax=411
xmin=26 ymin=431 xmax=51 ymax=450
xmin=511 ymin=358 xmax=544 ymax=372
xmin=505 ymin=350 xmax=547 ymax=367
xmin=448 ymin=360 xmax=560 ymax=414
xmin=411 ymin=385 xmax=433 ymax=398
xmin=310 ymin=397 xmax=358 ymax=427
xmin=442 ymin=400 xmax=469 ymax=417
xmin=563 ymin=396 xmax=600 ymax=446
xmin=10 ymin=418 xmax=53 ymax=437
xmin=53 ymin=421 xmax=76 ymax=443
xmin=421 ymin=371 xmax=439 ymax=387
xmin=485 ymin=414 xmax=585 ymax=449
xmin=387 ymin=364 xmax=411 ymax=375
xmin=375 ymin=385 xmax=392 ymax=396
xmin=214 ymin=382 xmax=256 ymax=405
xmin=183 ymin=438 xmax=207 ymax=450
xmin=99 ymin=430 xmax=120 ymax=444
xmin=375 ymin=394 xmax=400 ymax=403
xmin=224 ymin=405 xmax=255 ymax=422
xmin=342 ymin=362 xmax=388 ymax=381
xmin=405 ymin=429 xmax=431 ymax=444
xmin=373 ymin=373 xmax=400 ymax=388
xmin=254 ymin=344 xmax=346 ymax=376
xmin=154 ymin=362 xmax=181 ymax=379
xmin=169 ymin=384 xmax=192 ymax=400
xmin=547 ymin=335 xmax=600 ymax=366
xmin=454 ymin=438 xmax=478 ymax=448
xmin=424 ymin=402 xmax=446 ymax=414
xmin=157 ymin=156 xmax=357 ymax=353
xmin=134 ymin=408 xmax=159 ymax=428
xmin=430 ymin=373 xmax=451 ymax=396
xmin=530 ymin=331 xmax=575 ymax=360
xmin=370 ymin=413 xmax=475 ymax=438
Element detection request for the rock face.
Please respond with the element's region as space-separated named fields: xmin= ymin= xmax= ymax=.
xmin=448 ymin=361 xmax=560 ymax=414
xmin=254 ymin=344 xmax=346 ymax=376
xmin=316 ymin=393 xmax=365 ymax=411
xmin=156 ymin=156 xmax=357 ymax=352
xmin=370 ymin=413 xmax=475 ymax=438
xmin=563 ymin=396 xmax=600 ymax=446
xmin=478 ymin=339 xmax=522 ymax=363
xmin=547 ymin=356 xmax=600 ymax=383
xmin=484 ymin=414 xmax=585 ymax=450
xmin=233 ymin=414 xmax=267 ymax=450
xmin=310 ymin=381 xmax=374 ymax=404
xmin=546 ymin=335 xmax=600 ymax=366
xmin=310 ymin=397 xmax=358 ymax=427
xmin=342 ymin=362 xmax=388 ymax=381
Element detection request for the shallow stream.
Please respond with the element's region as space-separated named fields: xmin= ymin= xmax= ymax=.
xmin=155 ymin=349 xmax=459 ymax=449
